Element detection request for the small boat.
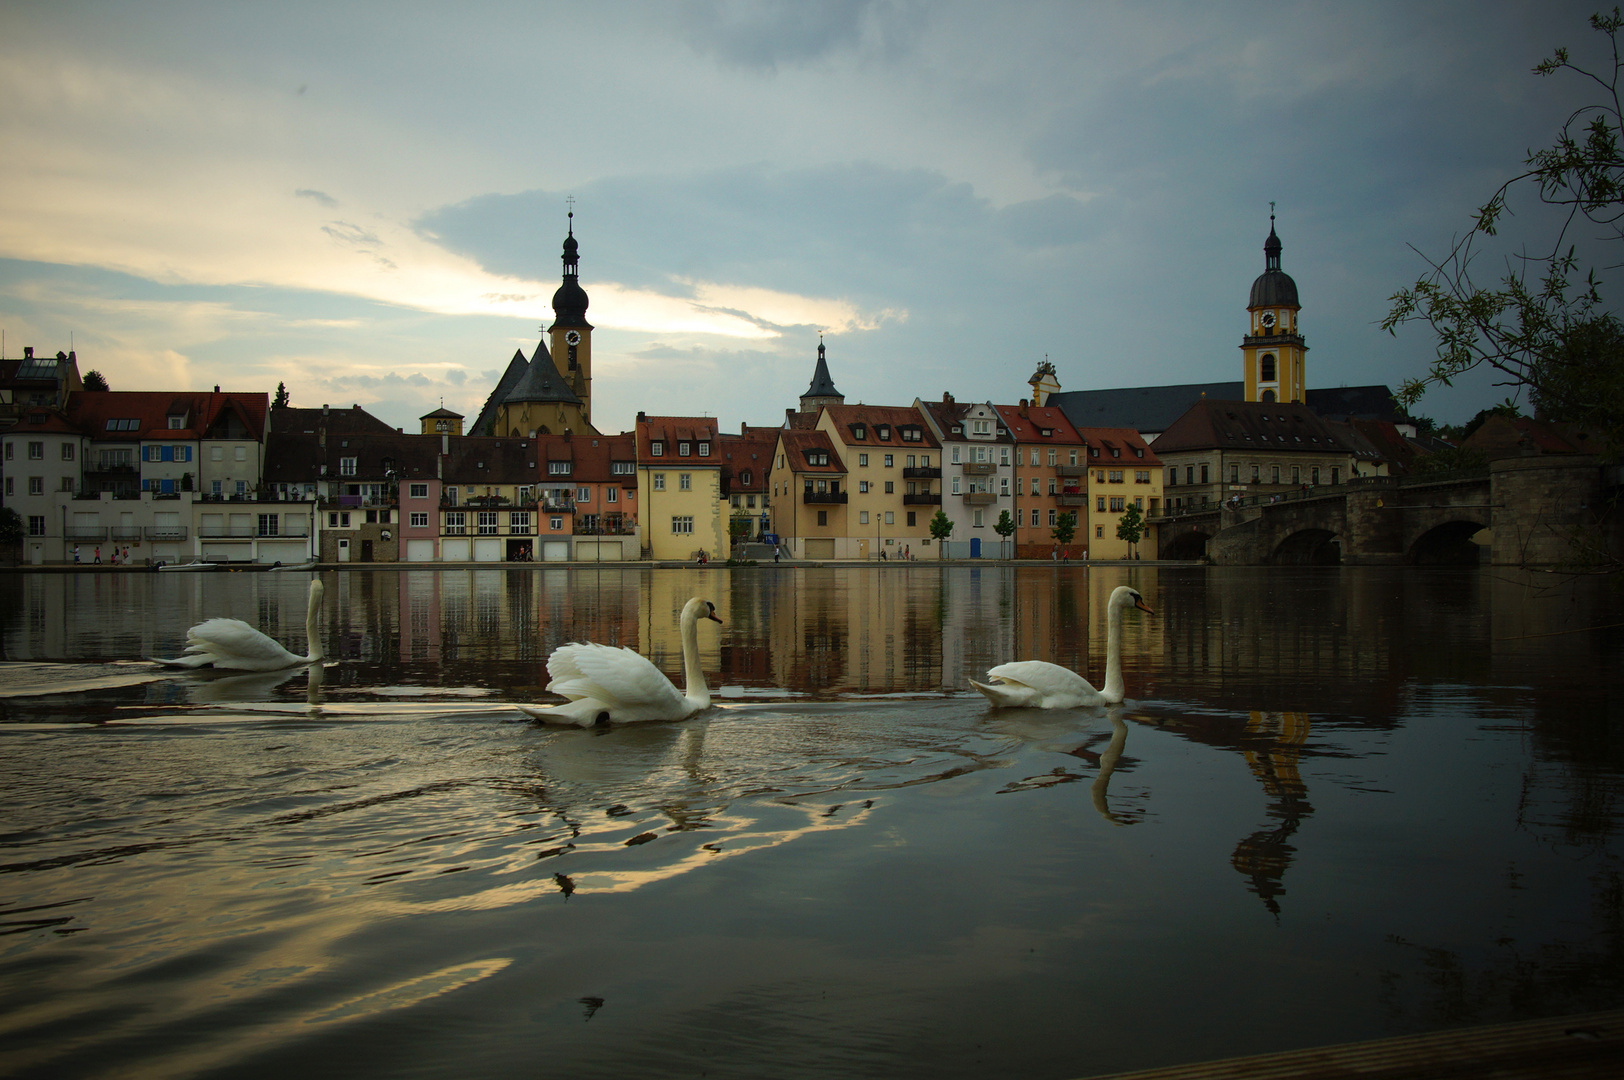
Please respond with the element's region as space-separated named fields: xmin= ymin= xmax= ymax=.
xmin=268 ymin=560 xmax=319 ymax=572
xmin=157 ymin=560 xmax=219 ymax=572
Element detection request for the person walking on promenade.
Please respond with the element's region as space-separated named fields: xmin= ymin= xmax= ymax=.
xmin=94 ymin=546 xmax=102 ymax=564
xmin=73 ymin=544 xmax=81 ymax=564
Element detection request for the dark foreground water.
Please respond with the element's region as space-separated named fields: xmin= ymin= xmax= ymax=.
xmin=0 ymin=565 xmax=1621 ymax=1079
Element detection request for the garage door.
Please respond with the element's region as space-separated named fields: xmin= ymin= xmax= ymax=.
xmin=804 ymin=538 xmax=835 ymax=559
xmin=406 ymin=539 xmax=436 ymax=562
xmin=440 ymin=538 xmax=471 ymax=562
xmin=473 ymin=538 xmax=503 ymax=562
xmin=258 ymin=541 xmax=307 ymax=565
xmin=202 ymin=542 xmax=243 ymax=563
xmin=575 ymin=541 xmax=622 ymax=561
xmin=542 ymin=541 xmax=571 ymax=562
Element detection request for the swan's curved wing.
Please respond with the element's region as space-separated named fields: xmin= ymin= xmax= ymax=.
xmin=546 ymin=642 xmax=684 ymax=712
xmin=985 ymin=660 xmax=1100 ymax=699
xmin=183 ymin=618 xmax=302 ymax=669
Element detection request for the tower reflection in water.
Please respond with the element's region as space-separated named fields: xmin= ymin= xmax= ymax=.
xmin=1230 ymin=710 xmax=1313 ymax=916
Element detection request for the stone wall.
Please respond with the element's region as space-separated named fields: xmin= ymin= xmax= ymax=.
xmin=1489 ymin=456 xmax=1607 ymax=567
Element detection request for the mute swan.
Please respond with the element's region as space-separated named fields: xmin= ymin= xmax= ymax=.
xmin=152 ymin=579 xmax=325 ymax=672
xmin=969 ymin=585 xmax=1152 ymax=708
xmin=518 ymin=597 xmax=723 ymax=726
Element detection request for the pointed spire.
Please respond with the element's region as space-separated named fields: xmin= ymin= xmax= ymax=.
xmin=551 ymin=205 xmax=590 ymax=327
xmin=1264 ymin=205 xmax=1282 ymax=271
xmin=801 ymin=334 xmax=844 ymax=410
xmin=505 ymin=339 xmax=582 ymax=406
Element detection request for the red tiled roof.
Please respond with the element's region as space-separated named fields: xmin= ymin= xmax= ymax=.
xmin=993 ymin=403 xmax=1084 ymax=444
xmin=777 ymin=429 xmax=846 ymax=473
xmin=66 ymin=390 xmax=269 ymax=441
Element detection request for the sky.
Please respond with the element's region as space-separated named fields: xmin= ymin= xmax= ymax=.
xmin=0 ymin=1 xmax=1610 ymax=435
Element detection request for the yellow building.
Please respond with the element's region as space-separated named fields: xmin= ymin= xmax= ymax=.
xmin=768 ymin=428 xmax=848 ymax=559
xmin=814 ymin=404 xmax=938 ymax=559
xmin=419 ymin=407 xmax=464 ymax=436
xmin=636 ymin=414 xmax=727 ymax=560
xmin=1242 ymin=213 xmax=1307 ymax=405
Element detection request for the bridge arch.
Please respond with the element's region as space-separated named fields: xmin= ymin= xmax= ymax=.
xmin=1162 ymin=528 xmax=1212 ymax=561
xmin=1407 ymin=519 xmax=1487 ymax=565
xmin=1270 ymin=529 xmax=1341 ymax=565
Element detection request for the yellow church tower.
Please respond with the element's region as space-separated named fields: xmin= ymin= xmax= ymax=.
xmin=1241 ymin=211 xmax=1307 ymax=404
xmin=547 ymin=210 xmax=594 ymax=426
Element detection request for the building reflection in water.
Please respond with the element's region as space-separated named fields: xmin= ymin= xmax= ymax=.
xmin=1230 ymin=710 xmax=1314 ymax=916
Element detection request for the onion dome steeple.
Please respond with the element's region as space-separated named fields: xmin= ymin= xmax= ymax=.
xmin=1249 ymin=211 xmax=1299 ymax=309
xmin=551 ymin=211 xmax=591 ymax=329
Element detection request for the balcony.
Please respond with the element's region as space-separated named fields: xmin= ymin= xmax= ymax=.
xmin=902 ymin=493 xmax=942 ymax=506
xmin=197 ymin=527 xmax=257 ymax=539
xmin=1056 ymin=494 xmax=1089 ymax=507
xmin=802 ymin=490 xmax=848 ymax=504
xmin=87 ymin=462 xmax=138 ymax=475
xmin=65 ymin=526 xmax=108 ymax=541
xmin=111 ymin=526 xmax=144 ymax=541
xmin=1056 ymin=464 xmax=1089 ymax=478
xmin=145 ymin=526 xmax=189 ymax=541
xmin=961 ymin=491 xmax=997 ymax=505
xmin=575 ymin=515 xmax=638 ymax=536
xmin=903 ymin=466 xmax=941 ymax=480
xmin=538 ymin=499 xmax=575 ymax=514
xmin=961 ymin=462 xmax=997 ymax=476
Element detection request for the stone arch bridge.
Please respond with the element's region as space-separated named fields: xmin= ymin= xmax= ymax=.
xmin=1154 ymin=457 xmax=1613 ymax=566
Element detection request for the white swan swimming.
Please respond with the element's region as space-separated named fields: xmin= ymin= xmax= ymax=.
xmin=518 ymin=597 xmax=723 ymax=726
xmin=152 ymin=579 xmax=325 ymax=672
xmin=969 ymin=585 xmax=1153 ymax=708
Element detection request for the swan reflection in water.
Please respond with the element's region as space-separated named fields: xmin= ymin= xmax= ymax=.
xmin=986 ymin=707 xmax=1143 ymax=825
xmin=178 ymin=659 xmax=331 ymax=707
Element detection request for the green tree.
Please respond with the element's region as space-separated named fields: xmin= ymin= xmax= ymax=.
xmin=929 ymin=509 xmax=953 ymax=558
xmin=0 ymin=507 xmax=24 ymax=545
xmin=728 ymin=514 xmax=753 ymax=544
xmin=1116 ymin=503 xmax=1145 ymax=557
xmin=1383 ymin=9 xmax=1624 ymax=459
xmin=993 ymin=509 xmax=1016 ymax=556
xmin=1051 ymin=511 xmax=1076 ymax=552
xmin=83 ymin=370 xmax=109 ymax=391
xmin=273 ymin=382 xmax=290 ymax=408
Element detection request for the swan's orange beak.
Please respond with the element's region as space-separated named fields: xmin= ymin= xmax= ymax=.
xmin=1134 ymin=596 xmax=1155 ymax=615
xmin=706 ymin=609 xmax=724 ymax=624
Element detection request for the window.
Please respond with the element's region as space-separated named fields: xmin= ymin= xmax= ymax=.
xmin=1109 ymin=470 xmax=1123 ymax=483
xmin=29 ymin=515 xmax=46 ymax=536
xmin=972 ymin=509 xmax=984 ymax=527
xmin=28 ymin=476 xmax=43 ymax=496
xmin=1251 ymin=465 xmax=1260 ymax=482
xmin=999 ymin=477 xmax=1009 ymax=495
xmin=410 ymin=512 xmax=429 ymax=528
xmin=920 ymin=455 xmax=930 ymax=468
xmin=1096 ymin=496 xmax=1105 ymax=511
xmin=1096 ymin=525 xmax=1104 ymax=538
xmin=1230 ymin=464 xmax=1239 ymax=483
xmin=1271 ymin=466 xmax=1281 ymax=484
xmin=951 ymin=476 xmax=961 ymax=494
xmin=474 ymin=511 xmax=497 ymax=535
xmin=548 ymin=461 xmax=572 ymax=476
xmin=1135 ymin=470 xmax=1150 ymax=483
xmin=884 ymin=481 xmax=894 ymax=493
xmin=698 ymin=442 xmax=710 ymax=457
xmin=974 ymin=446 xmax=988 ymax=464
xmin=653 ymin=474 xmax=666 ymax=491
xmin=1186 ymin=466 xmax=1195 ymax=485
xmin=951 ymin=446 xmax=961 ymax=463
xmin=61 ymin=443 xmax=74 ymax=461
xmin=1311 ymin=467 xmax=1320 ymax=484
xmin=878 ymin=426 xmax=890 ymax=440
xmin=672 ymin=516 xmax=693 ymax=534
xmin=257 ymin=514 xmax=280 ymax=537
xmin=651 ymin=442 xmax=664 ymax=456
xmin=678 ymin=474 xmax=692 ymax=491
xmin=859 ymin=481 xmax=870 ymax=493
xmin=860 ymin=511 xmax=869 ymax=524
xmin=606 ymin=487 xmax=618 ymax=504
xmin=884 ymin=454 xmax=893 ymax=467
xmin=577 ymin=487 xmax=591 ymax=502
xmin=1331 ymin=467 xmax=1341 ymax=485
xmin=817 ymin=510 xmax=828 ymax=526
xmin=679 ymin=442 xmax=691 ymax=456
xmin=410 ymin=483 xmax=428 ymax=498
xmin=1260 ymin=354 xmax=1277 ymax=381
xmin=235 ymin=446 xmax=247 ymax=462
xmin=444 ymin=512 xmax=466 ymax=534
xmin=1000 ymin=447 xmax=1010 ymax=465
xmin=1109 ymin=497 xmax=1125 ymax=512
xmin=1048 ymin=509 xmax=1056 ymax=526
xmin=59 ymin=476 xmax=73 ymax=492
xmin=1200 ymin=464 xmax=1209 ymax=484
xmin=1031 ymin=509 xmax=1040 ymax=526
xmin=27 ymin=441 xmax=43 ymax=459
xmin=2 ymin=442 xmax=10 ymax=460
xmin=1291 ymin=466 xmax=1301 ymax=484
xmin=4 ymin=478 xmax=12 ymax=496
xmin=210 ymin=446 xmax=224 ymax=462
xmin=340 ymin=456 xmax=357 ymax=476
xmin=859 ymin=453 xmax=869 ymax=467
xmin=1031 ymin=478 xmax=1040 ymax=495
xmin=168 ymin=416 xmax=184 ymax=430
xmin=1167 ymin=469 xmax=1177 ymax=486
xmin=550 ymin=516 xmax=564 ymax=531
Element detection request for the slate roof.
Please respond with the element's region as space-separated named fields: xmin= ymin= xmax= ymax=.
xmin=1050 ymin=382 xmax=1407 ymax=437
xmin=420 ymin=407 xmax=464 ymax=420
xmin=262 ymin=431 xmax=440 ymax=485
xmin=270 ymin=404 xmax=397 ymax=436
xmin=443 ymin=436 xmax=541 ymax=486
xmin=802 ymin=342 xmax=842 ymax=400
xmin=503 ymin=340 xmax=581 ymax=406
xmin=469 ymin=348 xmax=532 ymax=437
xmin=1152 ymin=399 xmax=1363 ymax=456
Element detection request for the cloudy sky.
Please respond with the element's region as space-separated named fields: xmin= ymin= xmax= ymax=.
xmin=0 ymin=1 xmax=1607 ymax=434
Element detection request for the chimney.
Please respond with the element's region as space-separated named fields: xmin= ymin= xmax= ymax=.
xmin=637 ymin=411 xmax=647 ymax=423
xmin=214 ymin=385 xmax=220 ymax=393
xmin=23 ymin=347 xmax=32 ymax=359
xmin=942 ymin=391 xmax=953 ymax=404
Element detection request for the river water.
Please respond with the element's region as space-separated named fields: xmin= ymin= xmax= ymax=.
xmin=0 ymin=565 xmax=1620 ymax=1079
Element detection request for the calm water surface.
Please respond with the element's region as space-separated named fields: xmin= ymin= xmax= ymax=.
xmin=0 ymin=565 xmax=1621 ymax=1079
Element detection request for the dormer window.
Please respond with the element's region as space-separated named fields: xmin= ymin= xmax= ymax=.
xmin=741 ymin=470 xmax=751 ymax=486
xmin=950 ymin=425 xmax=962 ymax=435
xmin=1134 ymin=448 xmax=1144 ymax=457
xmin=651 ymin=441 xmax=664 ymax=456
xmin=548 ymin=461 xmax=572 ymax=475
xmin=167 ymin=416 xmax=184 ymax=430
xmin=852 ymin=425 xmax=866 ymax=440
xmin=679 ymin=442 xmax=691 ymax=456
xmin=970 ymin=420 xmax=991 ymax=436
xmin=698 ymin=442 xmax=710 ymax=457
xmin=877 ymin=425 xmax=890 ymax=440
xmin=1111 ymin=448 xmax=1120 ymax=458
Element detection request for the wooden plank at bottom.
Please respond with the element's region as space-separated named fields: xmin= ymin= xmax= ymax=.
xmin=1077 ymin=1009 xmax=1624 ymax=1080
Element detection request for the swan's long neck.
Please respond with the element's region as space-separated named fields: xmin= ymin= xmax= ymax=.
xmin=679 ymin=606 xmax=710 ymax=708
xmin=1101 ymin=596 xmax=1126 ymax=704
xmin=305 ymin=582 xmax=324 ymax=663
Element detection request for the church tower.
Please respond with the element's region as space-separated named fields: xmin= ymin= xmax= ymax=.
xmin=547 ymin=210 xmax=594 ymax=425
xmin=1028 ymin=358 xmax=1060 ymax=406
xmin=1242 ymin=212 xmax=1307 ymax=404
xmin=799 ymin=335 xmax=845 ymax=414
